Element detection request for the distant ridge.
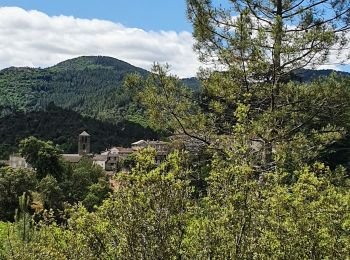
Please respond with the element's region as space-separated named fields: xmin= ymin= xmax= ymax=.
xmin=0 ymin=55 xmax=348 ymax=121
xmin=51 ymin=56 xmax=148 ymax=74
xmin=0 ymin=56 xmax=200 ymax=119
xmin=293 ymin=68 xmax=350 ymax=82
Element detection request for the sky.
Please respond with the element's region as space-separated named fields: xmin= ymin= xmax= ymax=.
xmin=0 ymin=1 xmax=349 ymax=77
xmin=0 ymin=1 xmax=201 ymax=77
xmin=0 ymin=0 xmax=193 ymax=32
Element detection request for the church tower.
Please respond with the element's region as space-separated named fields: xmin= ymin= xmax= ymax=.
xmin=78 ymin=131 xmax=90 ymax=155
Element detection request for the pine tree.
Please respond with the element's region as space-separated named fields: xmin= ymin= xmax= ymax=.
xmin=127 ymin=0 xmax=350 ymax=176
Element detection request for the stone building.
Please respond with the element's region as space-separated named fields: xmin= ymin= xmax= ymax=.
xmin=93 ymin=147 xmax=134 ymax=171
xmin=8 ymin=154 xmax=32 ymax=169
xmin=6 ymin=131 xmax=171 ymax=172
xmin=92 ymin=154 xmax=108 ymax=169
xmin=62 ymin=131 xmax=91 ymax=163
xmin=78 ymin=131 xmax=90 ymax=155
xmin=131 ymin=140 xmax=170 ymax=163
xmin=92 ymin=140 xmax=170 ymax=172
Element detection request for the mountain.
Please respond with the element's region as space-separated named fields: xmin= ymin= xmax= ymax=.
xmin=0 ymin=56 xmax=200 ymax=123
xmin=292 ymin=68 xmax=350 ymax=82
xmin=0 ymin=56 xmax=162 ymax=159
xmin=1 ymin=56 xmax=348 ymax=120
xmin=0 ymin=56 xmax=151 ymax=122
xmin=0 ymin=56 xmax=349 ymax=159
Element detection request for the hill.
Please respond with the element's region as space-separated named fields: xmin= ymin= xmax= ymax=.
xmin=0 ymin=56 xmax=190 ymax=158
xmin=1 ymin=56 xmax=348 ymax=120
xmin=293 ymin=68 xmax=350 ymax=82
xmin=0 ymin=104 xmax=159 ymax=159
xmin=0 ymin=56 xmax=151 ymax=122
xmin=0 ymin=56 xmax=200 ymax=123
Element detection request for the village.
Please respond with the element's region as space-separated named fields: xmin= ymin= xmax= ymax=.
xmin=6 ymin=131 xmax=172 ymax=172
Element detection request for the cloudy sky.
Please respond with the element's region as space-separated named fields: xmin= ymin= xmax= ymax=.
xmin=0 ymin=1 xmax=201 ymax=78
xmin=0 ymin=1 xmax=349 ymax=77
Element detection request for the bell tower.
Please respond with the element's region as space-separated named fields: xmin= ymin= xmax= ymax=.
xmin=78 ymin=131 xmax=90 ymax=155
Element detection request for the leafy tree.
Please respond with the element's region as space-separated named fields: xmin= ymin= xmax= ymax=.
xmin=0 ymin=222 xmax=8 ymax=257
xmin=183 ymin=154 xmax=350 ymax=258
xmin=2 ymin=2 xmax=350 ymax=258
xmin=0 ymin=149 xmax=193 ymax=259
xmin=82 ymin=178 xmax=111 ymax=211
xmin=188 ymin=0 xmax=350 ymax=81
xmin=19 ymin=136 xmax=64 ymax=180
xmin=0 ymin=167 xmax=37 ymax=221
xmin=126 ymin=0 xmax=350 ymax=177
xmin=37 ymin=175 xmax=64 ymax=211
xmin=120 ymin=153 xmax=137 ymax=170
xmin=63 ymin=157 xmax=111 ymax=208
xmin=1 ymin=149 xmax=350 ymax=258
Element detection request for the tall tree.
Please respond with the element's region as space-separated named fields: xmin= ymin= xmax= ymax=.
xmin=127 ymin=0 xmax=350 ymax=175
xmin=187 ymin=0 xmax=350 ymax=83
xmin=19 ymin=137 xmax=63 ymax=180
xmin=187 ymin=0 xmax=350 ymax=167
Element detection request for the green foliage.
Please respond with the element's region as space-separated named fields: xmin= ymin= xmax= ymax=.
xmin=14 ymin=193 xmax=34 ymax=244
xmin=63 ymin=157 xmax=111 ymax=208
xmin=0 ymin=56 xmax=147 ymax=120
xmin=120 ymin=153 xmax=137 ymax=170
xmin=19 ymin=136 xmax=63 ymax=180
xmin=0 ymin=150 xmax=193 ymax=259
xmin=1 ymin=2 xmax=350 ymax=258
xmin=0 ymin=104 xmax=160 ymax=160
xmin=182 ymin=160 xmax=350 ymax=259
xmin=0 ymin=221 xmax=8 ymax=258
xmin=37 ymin=176 xmax=64 ymax=211
xmin=0 ymin=138 xmax=111 ymax=222
xmin=129 ymin=65 xmax=350 ymax=175
xmin=0 ymin=167 xmax=37 ymax=221
xmin=125 ymin=64 xmax=209 ymax=141
xmin=187 ymin=0 xmax=350 ymax=80
xmin=82 ymin=178 xmax=110 ymax=211
xmin=1 ymin=151 xmax=350 ymax=258
xmin=0 ymin=56 xmax=197 ymax=125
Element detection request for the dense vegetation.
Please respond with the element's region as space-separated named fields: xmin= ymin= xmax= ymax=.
xmin=0 ymin=56 xmax=147 ymax=120
xmin=0 ymin=104 xmax=159 ymax=159
xmin=0 ymin=54 xmax=344 ymax=123
xmin=0 ymin=137 xmax=111 ymax=222
xmin=1 ymin=149 xmax=350 ymax=259
xmin=1 ymin=0 xmax=350 ymax=258
xmin=0 ymin=55 xmax=199 ymax=121
xmin=0 ymin=56 xmax=199 ymax=159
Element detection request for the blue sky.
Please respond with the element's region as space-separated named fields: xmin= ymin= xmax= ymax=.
xmin=0 ymin=0 xmax=192 ymax=32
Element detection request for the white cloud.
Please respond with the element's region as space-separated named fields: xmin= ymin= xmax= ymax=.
xmin=1 ymin=7 xmax=348 ymax=78
xmin=0 ymin=7 xmax=201 ymax=78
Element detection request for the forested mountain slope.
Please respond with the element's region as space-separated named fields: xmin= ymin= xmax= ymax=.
xmin=0 ymin=56 xmax=196 ymax=158
xmin=0 ymin=104 xmax=159 ymax=159
xmin=0 ymin=56 xmax=200 ymax=122
xmin=0 ymin=56 xmax=150 ymax=122
xmin=0 ymin=55 xmax=346 ymax=121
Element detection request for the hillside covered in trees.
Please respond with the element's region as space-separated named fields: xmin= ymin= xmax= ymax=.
xmin=0 ymin=104 xmax=159 ymax=159
xmin=0 ymin=55 xmax=346 ymax=121
xmin=0 ymin=56 xmax=198 ymax=158
xmin=0 ymin=56 xmax=199 ymax=122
